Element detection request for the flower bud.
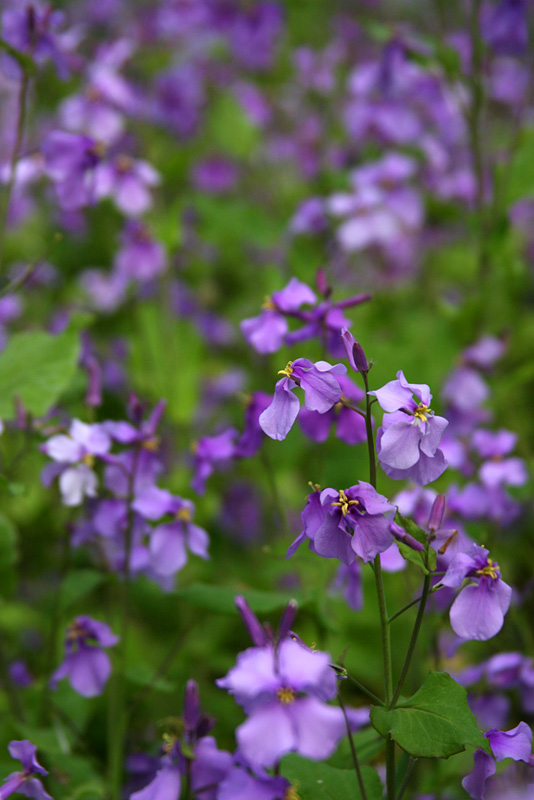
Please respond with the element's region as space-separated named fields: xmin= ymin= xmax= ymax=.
xmin=428 ymin=494 xmax=446 ymax=532
xmin=341 ymin=327 xmax=369 ymax=373
xmin=235 ymin=595 xmax=269 ymax=646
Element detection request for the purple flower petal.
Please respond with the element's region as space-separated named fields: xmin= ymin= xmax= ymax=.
xmin=130 ymin=765 xmax=181 ymax=800
xmin=150 ymin=523 xmax=188 ymax=575
xmin=288 ymin=698 xmax=346 ymax=760
xmin=449 ymin=579 xmax=512 ymax=641
xmin=259 ymin=379 xmax=300 ymax=441
xmin=237 ymin=703 xmax=296 ymax=768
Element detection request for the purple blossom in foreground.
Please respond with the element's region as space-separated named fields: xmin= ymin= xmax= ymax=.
xmin=42 ymin=420 xmax=111 ymax=506
xmin=51 ymin=616 xmax=118 ymax=697
xmin=441 ymin=544 xmax=512 ymax=641
xmin=217 ymin=763 xmax=290 ymax=800
xmin=288 ymin=483 xmax=395 ymax=565
xmin=259 ymin=358 xmax=346 ymax=441
xmin=217 ymin=635 xmax=346 ymax=768
xmin=463 ymin=722 xmax=532 ymax=800
xmin=370 ymin=371 xmax=448 ymax=485
xmin=298 ymin=374 xmax=366 ymax=445
xmin=0 ymin=741 xmax=52 ymax=800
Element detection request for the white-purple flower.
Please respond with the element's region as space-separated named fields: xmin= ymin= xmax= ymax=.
xmin=463 ymin=722 xmax=532 ymax=800
xmin=441 ymin=544 xmax=512 ymax=641
xmin=259 ymin=358 xmax=347 ymax=441
xmin=0 ymin=740 xmax=52 ymax=800
xmin=217 ymin=637 xmax=346 ymax=769
xmin=370 ymin=370 xmax=448 ymax=485
xmin=42 ymin=420 xmax=111 ymax=506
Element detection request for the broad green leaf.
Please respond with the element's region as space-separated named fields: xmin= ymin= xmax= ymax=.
xmin=175 ymin=583 xmax=305 ymax=614
xmin=59 ymin=570 xmax=104 ymax=611
xmin=370 ymin=671 xmax=490 ymax=759
xmin=282 ymin=754 xmax=383 ymax=800
xmin=0 ymin=324 xmax=81 ymax=418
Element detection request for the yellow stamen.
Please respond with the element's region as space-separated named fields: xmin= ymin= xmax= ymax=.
xmin=277 ymin=687 xmax=296 ymax=704
xmin=331 ymin=489 xmax=359 ymax=517
xmin=116 ymin=154 xmax=134 ymax=173
xmin=262 ymin=296 xmax=276 ymax=310
xmin=285 ymin=783 xmax=301 ymax=800
xmin=162 ymin=733 xmax=177 ymax=754
xmin=476 ymin=558 xmax=499 ymax=580
xmin=82 ymin=453 xmax=95 ymax=467
xmin=414 ymin=403 xmax=430 ymax=423
xmin=143 ymin=436 xmax=160 ymax=451
xmin=278 ymin=361 xmax=294 ymax=378
xmin=176 ymin=507 xmax=191 ymax=522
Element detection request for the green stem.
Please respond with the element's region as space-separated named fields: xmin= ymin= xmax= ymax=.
xmin=344 ymin=670 xmax=385 ymax=707
xmin=0 ymin=74 xmax=29 ymax=273
xmin=390 ymin=570 xmax=432 ymax=708
xmin=396 ymin=758 xmax=417 ymax=800
xmin=338 ymin=692 xmax=369 ymax=800
xmin=388 ymin=583 xmax=444 ymax=624
xmin=361 ymin=372 xmax=376 ymax=489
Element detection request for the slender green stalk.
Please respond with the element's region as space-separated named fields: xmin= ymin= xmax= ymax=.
xmin=361 ymin=369 xmax=395 ymax=799
xmin=344 ymin=670 xmax=385 ymax=707
xmin=338 ymin=692 xmax=369 ymax=800
xmin=388 ymin=583 xmax=444 ymax=624
xmin=396 ymin=758 xmax=417 ymax=800
xmin=0 ymin=74 xmax=29 ymax=273
xmin=390 ymin=569 xmax=432 ymax=708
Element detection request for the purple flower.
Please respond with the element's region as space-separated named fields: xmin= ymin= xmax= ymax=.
xmin=463 ymin=722 xmax=532 ymax=800
xmin=228 ymin=2 xmax=284 ymax=72
xmin=482 ymin=0 xmax=528 ymax=56
xmin=51 ymin=616 xmax=119 ymax=697
xmin=259 ymin=358 xmax=347 ymax=441
xmin=191 ymin=429 xmax=238 ymax=494
xmin=289 ymin=197 xmax=328 ymax=235
xmin=42 ymin=420 xmax=111 ymax=506
xmin=95 ymin=155 xmax=160 ymax=217
xmin=441 ymin=544 xmax=512 ymax=641
xmin=218 ymin=764 xmax=290 ymax=800
xmin=240 ymin=278 xmax=316 ymax=354
xmin=1 ymin=3 xmax=76 ymax=80
xmin=370 ymin=371 xmax=448 ymax=485
xmin=42 ymin=132 xmax=104 ymax=211
xmin=154 ymin=64 xmax=205 ymax=139
xmin=234 ymin=392 xmax=271 ymax=459
xmin=217 ymin=637 xmax=345 ymax=768
xmin=298 ymin=374 xmax=366 ymax=445
xmin=0 ymin=741 xmax=52 ymax=800
xmin=472 ymin=430 xmax=528 ymax=489
xmin=191 ymin=157 xmax=239 ymax=194
xmin=288 ymin=483 xmax=395 ymax=565
xmin=114 ymin=222 xmax=166 ymax=283
xmin=132 ymin=486 xmax=209 ymax=576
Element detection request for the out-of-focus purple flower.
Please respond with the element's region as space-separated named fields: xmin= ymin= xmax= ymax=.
xmin=371 ymin=371 xmax=448 ymax=485
xmin=154 ymin=64 xmax=205 ymax=139
xmin=289 ymin=197 xmax=328 ymax=235
xmin=232 ymin=81 xmax=272 ymax=127
xmin=463 ymin=336 xmax=506 ymax=370
xmin=0 ymin=740 xmax=51 ymax=800
xmin=234 ymin=392 xmax=271 ymax=458
xmin=332 ymin=562 xmax=363 ymax=610
xmin=217 ymin=763 xmax=290 ymax=800
xmin=95 ymin=155 xmax=160 ymax=217
xmin=288 ymin=482 xmax=395 ymax=565
xmin=42 ymin=420 xmax=111 ymax=506
xmin=463 ymin=722 xmax=532 ymax=800
xmin=114 ymin=222 xmax=166 ymax=283
xmin=457 ymin=652 xmax=534 ymax=715
xmin=42 ymin=132 xmax=104 ymax=211
xmin=228 ymin=2 xmax=284 ymax=71
xmin=482 ymin=0 xmax=528 ymax=56
xmin=51 ymin=616 xmax=118 ymax=697
xmin=298 ymin=374 xmax=366 ymax=445
xmin=471 ymin=430 xmax=528 ymax=489
xmin=9 ymin=660 xmax=33 ymax=688
xmin=191 ymin=157 xmax=239 ymax=194
xmin=132 ymin=486 xmax=209 ymax=576
xmin=1 ymin=2 xmax=78 ymax=80
xmin=240 ymin=278 xmax=316 ymax=354
xmin=260 ymin=358 xmax=347 ymax=441
xmin=441 ymin=544 xmax=512 ymax=641
xmin=217 ymin=636 xmax=345 ymax=768
xmin=191 ymin=429 xmax=238 ymax=494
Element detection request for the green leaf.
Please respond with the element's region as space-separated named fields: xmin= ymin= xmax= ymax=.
xmin=59 ymin=570 xmax=104 ymax=611
xmin=394 ymin=512 xmax=437 ymax=573
xmin=0 ymin=36 xmax=37 ymax=76
xmin=206 ymin=92 xmax=260 ymax=158
xmin=282 ymin=755 xmax=383 ymax=800
xmin=370 ymin=671 xmax=490 ymax=759
xmin=0 ymin=323 xmax=81 ymax=418
xmin=0 ymin=512 xmax=18 ymax=597
xmin=174 ymin=583 xmax=305 ymax=614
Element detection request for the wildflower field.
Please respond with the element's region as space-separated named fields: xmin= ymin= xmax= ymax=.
xmin=0 ymin=1 xmax=533 ymax=799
